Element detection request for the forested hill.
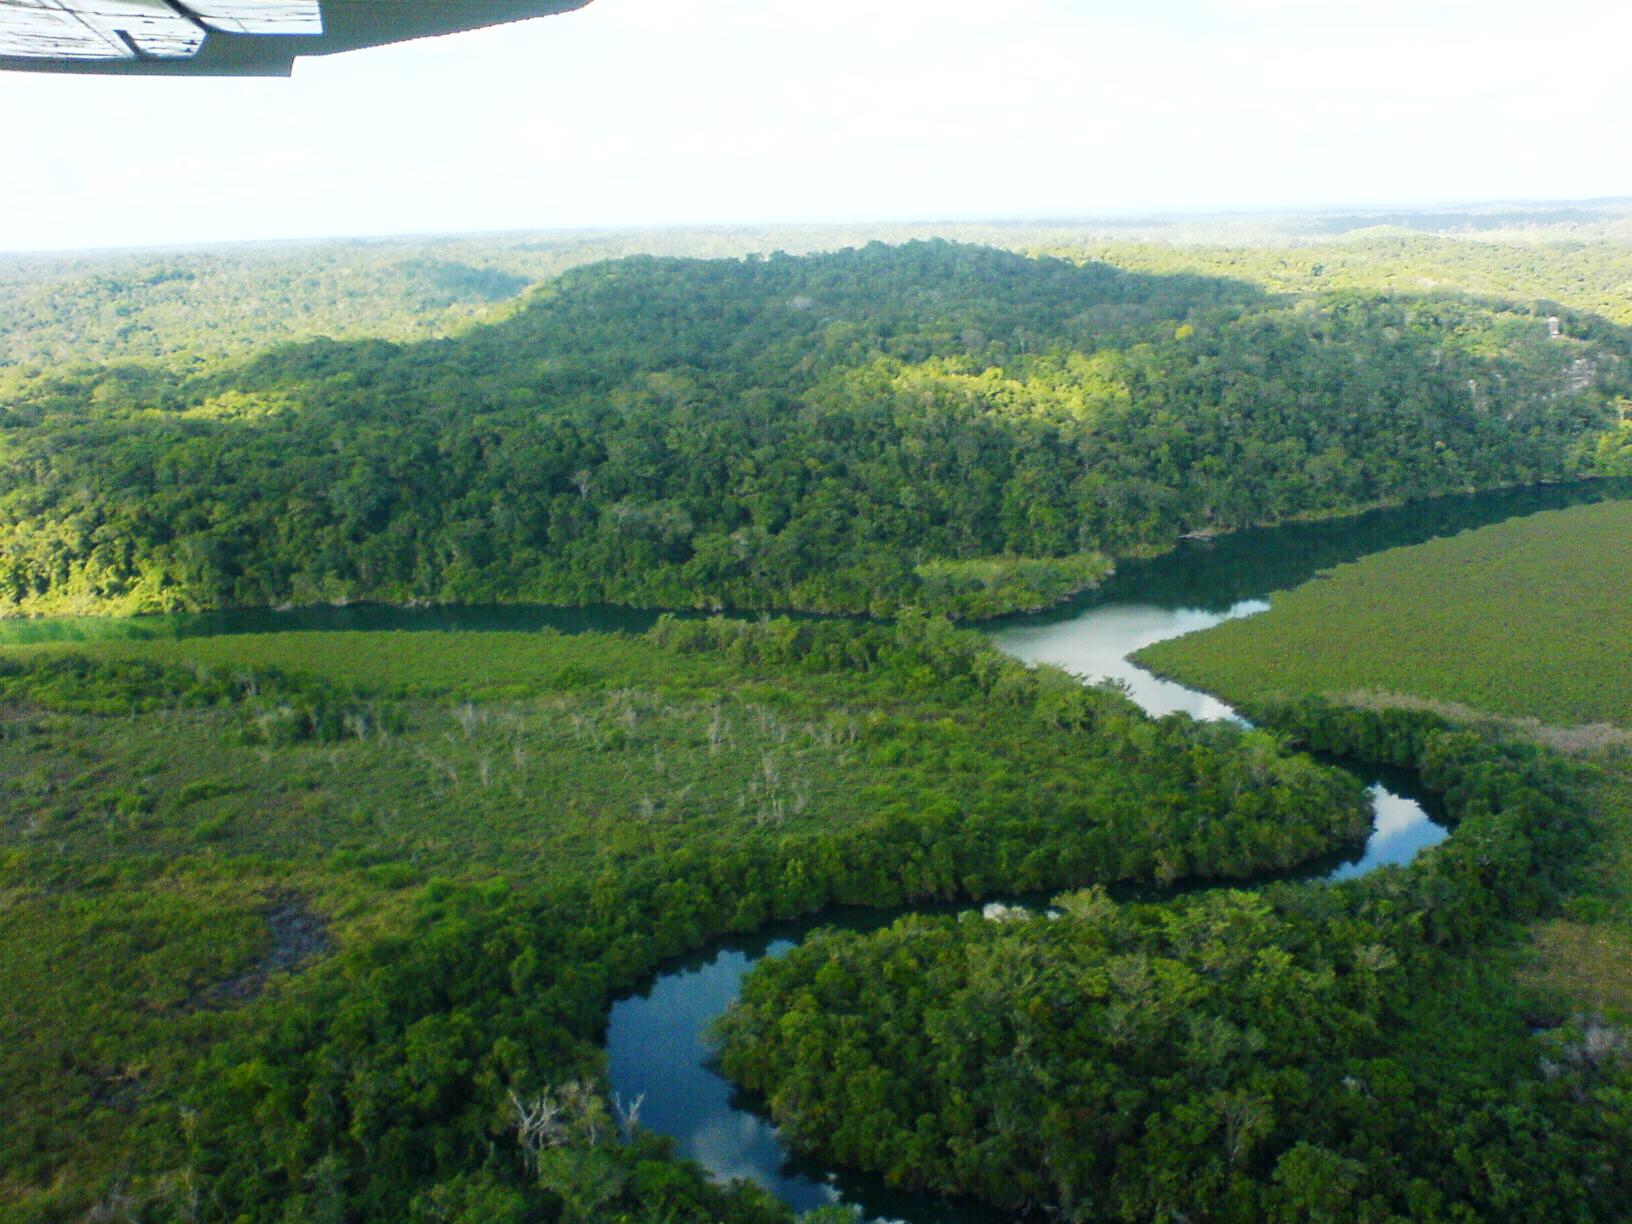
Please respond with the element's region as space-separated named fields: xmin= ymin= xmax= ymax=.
xmin=2 ymin=240 xmax=1628 ymax=619
xmin=8 ymin=205 xmax=1632 ymax=371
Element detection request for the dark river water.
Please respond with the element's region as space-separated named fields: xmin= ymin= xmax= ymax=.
xmin=4 ymin=479 xmax=1624 ymax=1222
xmin=0 ymin=480 xmax=1618 ymax=650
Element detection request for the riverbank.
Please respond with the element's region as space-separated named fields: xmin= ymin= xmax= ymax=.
xmin=1135 ymin=495 xmax=1632 ymax=1031
xmin=606 ymin=552 xmax=1451 ymax=1223
xmin=3 ymin=479 xmax=1624 ymax=647
xmin=707 ymin=694 xmax=1602 ymax=1222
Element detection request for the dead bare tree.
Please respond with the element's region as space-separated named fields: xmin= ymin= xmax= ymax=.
xmin=509 ymin=1088 xmax=568 ymax=1167
xmin=613 ymin=1091 xmax=645 ymax=1140
xmin=508 ymin=1078 xmax=614 ymax=1164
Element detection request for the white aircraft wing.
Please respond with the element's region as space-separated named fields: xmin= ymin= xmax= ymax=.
xmin=0 ymin=0 xmax=587 ymax=75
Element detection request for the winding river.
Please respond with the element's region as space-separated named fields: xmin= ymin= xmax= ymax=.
xmin=3 ymin=481 xmax=1621 ymax=1222
xmin=604 ymin=482 xmax=1619 ymax=1224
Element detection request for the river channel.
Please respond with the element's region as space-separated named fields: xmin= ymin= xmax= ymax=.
xmin=604 ymin=482 xmax=1628 ymax=1223
xmin=601 ymin=485 xmax=1547 ymax=1224
xmin=3 ymin=481 xmax=1621 ymax=1222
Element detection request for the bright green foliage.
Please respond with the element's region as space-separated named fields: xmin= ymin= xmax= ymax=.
xmin=913 ymin=552 xmax=1112 ymax=617
xmin=2 ymin=242 xmax=1624 ymax=619
xmin=6 ymin=218 xmax=1632 ymax=1223
xmin=1595 ymin=417 xmax=1632 ymax=475
xmin=715 ymin=703 xmax=1631 ymax=1221
xmin=0 ymin=616 xmax=1367 ymax=1220
xmin=1045 ymin=230 xmax=1632 ymax=327
xmin=1138 ymin=498 xmax=1632 ymax=726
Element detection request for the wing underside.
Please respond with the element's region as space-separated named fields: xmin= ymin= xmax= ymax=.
xmin=0 ymin=1 xmax=320 ymax=61
xmin=0 ymin=0 xmax=589 ymax=75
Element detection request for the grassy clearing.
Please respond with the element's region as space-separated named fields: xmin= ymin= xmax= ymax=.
xmin=1137 ymin=499 xmax=1632 ymax=1024
xmin=10 ymin=627 xmax=739 ymax=701
xmin=1138 ymin=498 xmax=1632 ymax=726
xmin=0 ymin=630 xmax=879 ymax=1213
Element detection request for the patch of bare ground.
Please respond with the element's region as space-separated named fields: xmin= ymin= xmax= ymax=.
xmin=195 ymin=891 xmax=333 ymax=1009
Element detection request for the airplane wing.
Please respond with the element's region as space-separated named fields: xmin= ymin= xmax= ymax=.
xmin=0 ymin=0 xmax=591 ymax=76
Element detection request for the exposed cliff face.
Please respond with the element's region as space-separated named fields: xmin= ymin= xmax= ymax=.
xmin=0 ymin=0 xmax=592 ymax=77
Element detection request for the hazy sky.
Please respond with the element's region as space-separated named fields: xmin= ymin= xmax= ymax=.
xmin=2 ymin=0 xmax=1630 ymax=253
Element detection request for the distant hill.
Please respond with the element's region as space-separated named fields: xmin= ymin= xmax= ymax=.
xmin=2 ymin=239 xmax=1626 ymax=620
xmin=6 ymin=200 xmax=1632 ymax=369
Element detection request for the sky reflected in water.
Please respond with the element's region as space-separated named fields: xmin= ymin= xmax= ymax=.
xmin=987 ymin=598 xmax=1268 ymax=722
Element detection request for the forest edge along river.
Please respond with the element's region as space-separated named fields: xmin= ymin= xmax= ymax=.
xmin=0 ymin=481 xmax=1621 ymax=649
xmin=602 ymin=753 xmax=1451 ymax=1224
xmin=605 ymin=480 xmax=1629 ymax=1223
xmin=2 ymin=480 xmax=1623 ymax=1223
xmin=601 ymin=487 xmax=1531 ymax=1224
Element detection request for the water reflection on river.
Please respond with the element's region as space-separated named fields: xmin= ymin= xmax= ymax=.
xmin=607 ymin=581 xmax=1448 ymax=1224
xmin=605 ymin=486 xmax=1599 ymax=1222
xmin=987 ymin=598 xmax=1268 ymax=721
xmin=609 ymin=925 xmax=1007 ymax=1223
xmin=609 ymin=938 xmax=846 ymax=1216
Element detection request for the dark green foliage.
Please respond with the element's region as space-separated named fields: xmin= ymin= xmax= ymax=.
xmin=913 ymin=552 xmax=1112 ymax=618
xmin=0 ymin=620 xmax=1370 ymax=1221
xmin=714 ymin=702 xmax=1629 ymax=1222
xmin=3 ymin=242 xmax=1625 ymax=619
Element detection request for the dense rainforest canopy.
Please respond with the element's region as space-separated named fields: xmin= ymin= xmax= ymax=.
xmin=716 ymin=699 xmax=1630 ymax=1222
xmin=7 ymin=205 xmax=1632 ymax=369
xmin=4 ymin=218 xmax=1632 ymax=1223
xmin=2 ymin=240 xmax=1627 ymax=619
